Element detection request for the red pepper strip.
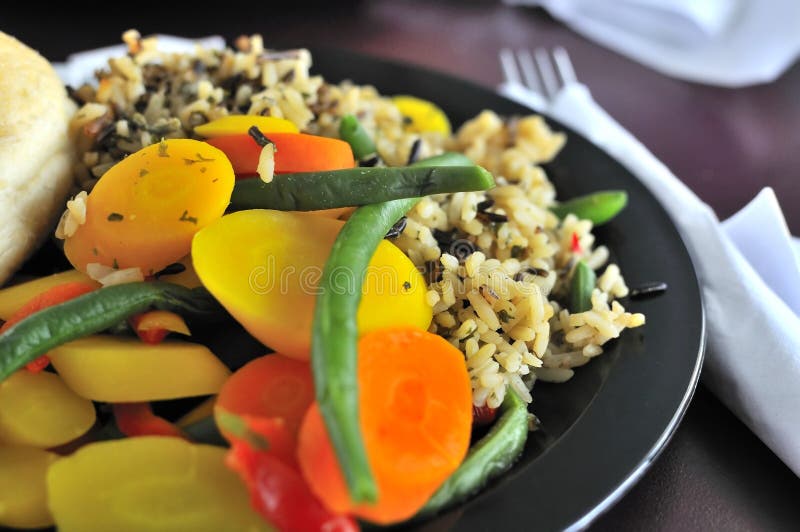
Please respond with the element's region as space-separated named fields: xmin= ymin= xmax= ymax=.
xmin=129 ymin=310 xmax=190 ymax=345
xmin=472 ymin=404 xmax=498 ymax=427
xmin=0 ymin=281 xmax=97 ymax=372
xmin=112 ymin=403 xmax=186 ymax=439
xmin=216 ymin=410 xmax=299 ymax=470
xmin=226 ymin=434 xmax=358 ymax=532
xmin=206 ymin=132 xmax=355 ymax=176
xmin=571 ymin=231 xmax=582 ymax=254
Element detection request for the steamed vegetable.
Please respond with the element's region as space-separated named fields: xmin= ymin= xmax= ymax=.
xmin=191 ymin=210 xmax=431 ymax=360
xmin=0 ymin=281 xmax=97 ymax=372
xmin=215 ymin=354 xmax=314 ymax=439
xmin=0 ymin=270 xmax=96 ymax=321
xmin=419 ymin=389 xmax=529 ymax=517
xmin=338 ymin=114 xmax=377 ymax=160
xmin=194 ymin=115 xmax=299 ymax=137
xmin=113 ymin=403 xmax=185 ymax=438
xmin=550 ymin=190 xmax=628 ymax=225
xmin=229 ymin=165 xmax=494 ymax=211
xmin=130 ymin=310 xmax=191 ymax=345
xmin=0 ymin=446 xmax=58 ymax=529
xmin=308 ymin=152 xmax=478 ymax=504
xmin=0 ymin=370 xmax=96 ymax=448
xmin=224 ymin=418 xmax=358 ymax=532
xmin=0 ymin=282 xmax=224 ymax=381
xmin=64 ymin=139 xmax=235 ymax=275
xmin=569 ymin=260 xmax=596 ymax=313
xmin=47 ymin=437 xmax=270 ymax=532
xmin=177 ymin=397 xmax=217 ymax=427
xmin=49 ymin=336 xmax=230 ymax=402
xmin=206 ymin=132 xmax=355 ymax=176
xmin=393 ymin=95 xmax=452 ymax=135
xmin=299 ymin=327 xmax=473 ymax=524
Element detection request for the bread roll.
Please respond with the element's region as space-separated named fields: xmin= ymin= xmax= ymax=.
xmin=0 ymin=32 xmax=76 ymax=286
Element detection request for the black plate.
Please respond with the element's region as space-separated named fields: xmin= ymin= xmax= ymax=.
xmin=13 ymin=46 xmax=704 ymax=532
xmin=304 ymin=48 xmax=705 ymax=531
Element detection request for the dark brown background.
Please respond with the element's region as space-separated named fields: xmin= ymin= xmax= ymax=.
xmin=5 ymin=1 xmax=799 ymax=530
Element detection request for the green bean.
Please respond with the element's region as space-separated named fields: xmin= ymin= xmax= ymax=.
xmin=229 ymin=165 xmax=494 ymax=211
xmin=412 ymin=152 xmax=473 ymax=167
xmin=310 ymin=152 xmax=478 ymax=503
xmin=550 ymin=190 xmax=628 ymax=225
xmin=338 ymin=114 xmax=377 ymax=160
xmin=569 ymin=260 xmax=596 ymax=313
xmin=0 ymin=282 xmax=224 ymax=382
xmin=418 ymin=389 xmax=529 ymax=518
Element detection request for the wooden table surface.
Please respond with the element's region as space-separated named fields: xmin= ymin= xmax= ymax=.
xmin=5 ymin=1 xmax=800 ymax=530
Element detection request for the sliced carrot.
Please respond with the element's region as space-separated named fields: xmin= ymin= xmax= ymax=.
xmin=298 ymin=327 xmax=473 ymax=525
xmin=112 ymin=403 xmax=185 ymax=439
xmin=215 ymin=354 xmax=314 ymax=440
xmin=0 ymin=282 xmax=97 ymax=372
xmin=205 ymin=133 xmax=355 ymax=176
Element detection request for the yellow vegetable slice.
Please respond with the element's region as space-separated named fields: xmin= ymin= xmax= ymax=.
xmin=0 ymin=270 xmax=97 ymax=320
xmin=0 ymin=371 xmax=95 ymax=448
xmin=392 ymin=95 xmax=452 ymax=136
xmin=47 ymin=437 xmax=271 ymax=532
xmin=194 ymin=115 xmax=299 ymax=138
xmin=192 ymin=210 xmax=432 ymax=360
xmin=134 ymin=310 xmax=191 ymax=336
xmin=49 ymin=336 xmax=230 ymax=402
xmin=64 ymin=139 xmax=235 ymax=276
xmin=176 ymin=396 xmax=216 ymax=427
xmin=0 ymin=446 xmax=58 ymax=529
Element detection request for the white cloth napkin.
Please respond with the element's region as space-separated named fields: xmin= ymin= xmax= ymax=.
xmin=500 ymin=80 xmax=800 ymax=476
xmin=505 ymin=0 xmax=800 ymax=87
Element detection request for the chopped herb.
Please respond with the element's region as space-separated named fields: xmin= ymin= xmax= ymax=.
xmin=212 ymin=178 xmax=218 ymax=182
xmin=92 ymin=247 xmax=99 ymax=256
xmin=139 ymin=169 xmax=149 ymax=177
xmin=402 ymin=115 xmax=413 ymax=126
xmin=183 ymin=153 xmax=216 ymax=165
xmin=179 ymin=210 xmax=198 ymax=225
xmin=247 ymin=126 xmax=273 ymax=148
xmin=497 ymin=309 xmax=513 ymax=323
xmin=158 ymin=139 xmax=169 ymax=157
xmin=403 ymin=281 xmax=412 ymax=291
xmin=200 ymin=167 xmax=207 ymax=173
xmin=112 ymin=258 xmax=119 ymax=270
xmin=511 ymin=245 xmax=525 ymax=259
xmin=107 ymin=213 xmax=124 ymax=222
xmin=477 ymin=211 xmax=509 ymax=223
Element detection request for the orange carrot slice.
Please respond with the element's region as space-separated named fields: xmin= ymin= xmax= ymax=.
xmin=206 ymin=133 xmax=355 ymax=176
xmin=298 ymin=327 xmax=472 ymax=525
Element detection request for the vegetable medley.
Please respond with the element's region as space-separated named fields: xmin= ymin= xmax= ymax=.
xmin=0 ymin=35 xmax=642 ymax=532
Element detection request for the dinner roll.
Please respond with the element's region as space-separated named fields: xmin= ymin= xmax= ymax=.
xmin=0 ymin=32 xmax=75 ymax=285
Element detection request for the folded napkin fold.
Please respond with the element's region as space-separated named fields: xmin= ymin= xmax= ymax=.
xmin=505 ymin=0 xmax=800 ymax=87
xmin=500 ymin=80 xmax=800 ymax=476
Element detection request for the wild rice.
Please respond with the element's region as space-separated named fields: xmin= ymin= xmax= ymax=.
xmin=67 ymin=32 xmax=646 ymax=409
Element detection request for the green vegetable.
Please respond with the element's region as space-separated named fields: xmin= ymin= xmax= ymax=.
xmin=310 ymin=152 xmax=484 ymax=503
xmin=0 ymin=282 xmax=224 ymax=382
xmin=569 ymin=260 xmax=596 ymax=313
xmin=418 ymin=389 xmax=529 ymax=518
xmin=230 ymin=165 xmax=494 ymax=211
xmin=338 ymin=114 xmax=377 ymax=159
xmin=550 ymin=190 xmax=628 ymax=225
xmin=409 ymin=152 xmax=473 ymax=167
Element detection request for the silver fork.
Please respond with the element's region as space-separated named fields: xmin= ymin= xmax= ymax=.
xmin=499 ymin=47 xmax=577 ymax=102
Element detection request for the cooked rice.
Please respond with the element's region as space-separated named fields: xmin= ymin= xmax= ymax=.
xmin=67 ymin=32 xmax=645 ymax=409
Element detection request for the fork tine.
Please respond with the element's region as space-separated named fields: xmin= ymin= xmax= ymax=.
xmin=499 ymin=48 xmax=521 ymax=86
xmin=516 ymin=49 xmax=544 ymax=95
xmin=534 ymin=48 xmax=559 ymax=99
xmin=552 ymin=46 xmax=577 ymax=86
